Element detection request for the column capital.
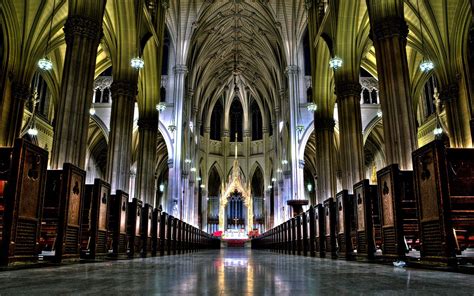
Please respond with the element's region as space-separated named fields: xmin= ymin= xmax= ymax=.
xmin=335 ymin=81 xmax=361 ymax=99
xmin=314 ymin=117 xmax=336 ymax=131
xmin=222 ymin=130 xmax=230 ymax=137
xmin=137 ymin=117 xmax=157 ymax=130
xmin=111 ymin=80 xmax=138 ymax=99
xmin=371 ymin=17 xmax=408 ymax=41
xmin=439 ymin=83 xmax=459 ymax=103
xmin=64 ymin=15 xmax=103 ymax=46
xmin=160 ymin=0 xmax=170 ymax=9
xmin=243 ymin=130 xmax=251 ymax=138
xmin=174 ymin=64 xmax=188 ymax=74
xmin=11 ymin=82 xmax=31 ymax=101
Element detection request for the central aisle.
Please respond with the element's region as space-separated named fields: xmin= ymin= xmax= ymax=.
xmin=0 ymin=249 xmax=472 ymax=295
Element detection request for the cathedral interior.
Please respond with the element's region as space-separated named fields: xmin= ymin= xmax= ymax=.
xmin=0 ymin=0 xmax=473 ymax=294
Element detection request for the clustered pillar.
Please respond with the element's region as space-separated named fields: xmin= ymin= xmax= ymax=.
xmin=335 ymin=81 xmax=364 ymax=193
xmin=51 ymin=4 xmax=106 ymax=169
xmin=369 ymin=15 xmax=417 ymax=169
xmin=106 ymin=80 xmax=138 ymax=193
xmin=314 ymin=117 xmax=337 ymax=202
xmin=135 ymin=116 xmax=158 ymax=205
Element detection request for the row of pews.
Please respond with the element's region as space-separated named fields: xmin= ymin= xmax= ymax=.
xmin=252 ymin=140 xmax=474 ymax=266
xmin=0 ymin=139 xmax=219 ymax=266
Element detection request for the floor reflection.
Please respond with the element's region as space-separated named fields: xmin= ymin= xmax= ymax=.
xmin=0 ymin=249 xmax=472 ymax=295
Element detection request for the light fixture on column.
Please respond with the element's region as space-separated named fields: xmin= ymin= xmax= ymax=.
xmin=307 ymin=103 xmax=318 ymax=112
xmin=196 ymin=176 xmax=202 ymax=181
xmin=377 ymin=110 xmax=383 ymax=118
xmin=156 ymin=102 xmax=166 ymax=112
xmin=329 ymin=56 xmax=343 ymax=70
xmin=267 ymin=185 xmax=273 ymax=189
xmin=159 ymin=184 xmax=165 ymax=192
xmin=190 ymin=167 xmax=196 ymax=172
xmin=271 ymin=177 xmax=276 ymax=182
xmin=307 ymin=183 xmax=312 ymax=192
xmin=168 ymin=124 xmax=176 ymax=133
xmin=200 ymin=184 xmax=205 ymax=189
xmin=433 ymin=126 xmax=443 ymax=136
xmin=281 ymin=159 xmax=288 ymax=165
xmin=277 ymin=168 xmax=283 ymax=173
xmin=37 ymin=0 xmax=56 ymax=71
xmin=27 ymin=123 xmax=39 ymax=136
xmin=296 ymin=124 xmax=304 ymax=134
xmin=184 ymin=159 xmax=192 ymax=164
xmin=89 ymin=107 xmax=96 ymax=115
xmin=417 ymin=0 xmax=434 ymax=73
xmin=131 ymin=57 xmax=145 ymax=69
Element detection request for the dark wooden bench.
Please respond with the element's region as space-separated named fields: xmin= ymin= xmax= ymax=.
xmin=151 ymin=207 xmax=161 ymax=257
xmin=107 ymin=190 xmax=128 ymax=259
xmin=40 ymin=163 xmax=85 ymax=263
xmin=127 ymin=198 xmax=142 ymax=258
xmin=0 ymin=139 xmax=48 ymax=266
xmin=413 ymin=140 xmax=474 ymax=264
xmin=314 ymin=204 xmax=326 ymax=257
xmin=353 ymin=179 xmax=379 ymax=259
xmin=290 ymin=217 xmax=297 ymax=255
xmin=166 ymin=214 xmax=173 ymax=254
xmin=140 ymin=203 xmax=153 ymax=258
xmin=80 ymin=179 xmax=110 ymax=260
xmin=301 ymin=211 xmax=309 ymax=256
xmin=377 ymin=164 xmax=419 ymax=259
xmin=324 ymin=198 xmax=337 ymax=258
xmin=159 ymin=212 xmax=168 ymax=256
xmin=296 ymin=215 xmax=303 ymax=255
xmin=336 ymin=190 xmax=355 ymax=260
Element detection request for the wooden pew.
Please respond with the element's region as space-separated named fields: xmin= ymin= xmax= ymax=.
xmin=324 ymin=198 xmax=337 ymax=258
xmin=413 ymin=140 xmax=474 ymax=264
xmin=302 ymin=211 xmax=309 ymax=256
xmin=151 ymin=207 xmax=161 ymax=257
xmin=314 ymin=204 xmax=326 ymax=257
xmin=290 ymin=217 xmax=296 ymax=255
xmin=177 ymin=219 xmax=183 ymax=254
xmin=377 ymin=164 xmax=419 ymax=259
xmin=278 ymin=224 xmax=284 ymax=253
xmin=140 ymin=203 xmax=153 ymax=258
xmin=285 ymin=220 xmax=291 ymax=254
xmin=307 ymin=207 xmax=316 ymax=257
xmin=171 ymin=216 xmax=178 ymax=255
xmin=166 ymin=215 xmax=173 ymax=254
xmin=40 ymin=163 xmax=85 ymax=263
xmin=159 ymin=212 xmax=168 ymax=256
xmin=353 ymin=179 xmax=379 ymax=259
xmin=296 ymin=215 xmax=302 ymax=255
xmin=336 ymin=190 xmax=355 ymax=260
xmin=107 ymin=190 xmax=128 ymax=259
xmin=127 ymin=198 xmax=142 ymax=258
xmin=80 ymin=179 xmax=110 ymax=260
xmin=0 ymin=139 xmax=48 ymax=266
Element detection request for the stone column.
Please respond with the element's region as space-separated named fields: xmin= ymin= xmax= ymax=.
xmin=135 ymin=116 xmax=158 ymax=205
xmin=369 ymin=14 xmax=417 ymax=169
xmin=285 ymin=66 xmax=301 ymax=200
xmin=335 ymin=81 xmax=364 ymax=192
xmin=169 ymin=64 xmax=187 ymax=217
xmin=106 ymin=80 xmax=137 ymax=193
xmin=2 ymin=83 xmax=30 ymax=146
xmin=314 ymin=117 xmax=337 ymax=202
xmin=51 ymin=12 xmax=105 ymax=169
xmin=439 ymin=84 xmax=471 ymax=147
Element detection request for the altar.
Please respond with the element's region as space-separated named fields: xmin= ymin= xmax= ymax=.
xmin=222 ymin=229 xmax=249 ymax=240
xmin=218 ymin=133 xmax=253 ymax=233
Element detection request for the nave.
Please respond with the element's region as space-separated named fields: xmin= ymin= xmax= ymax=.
xmin=0 ymin=249 xmax=473 ymax=295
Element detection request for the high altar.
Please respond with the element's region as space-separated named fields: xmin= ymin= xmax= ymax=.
xmin=218 ymin=134 xmax=253 ymax=234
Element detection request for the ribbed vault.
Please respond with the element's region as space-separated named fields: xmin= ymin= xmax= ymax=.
xmin=187 ymin=0 xmax=286 ymax=117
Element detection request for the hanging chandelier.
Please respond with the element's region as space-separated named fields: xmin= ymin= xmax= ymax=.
xmin=38 ymin=0 xmax=56 ymax=71
xmin=417 ymin=0 xmax=434 ymax=73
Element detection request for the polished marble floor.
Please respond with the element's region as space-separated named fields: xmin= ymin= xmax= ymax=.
xmin=0 ymin=249 xmax=472 ymax=295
